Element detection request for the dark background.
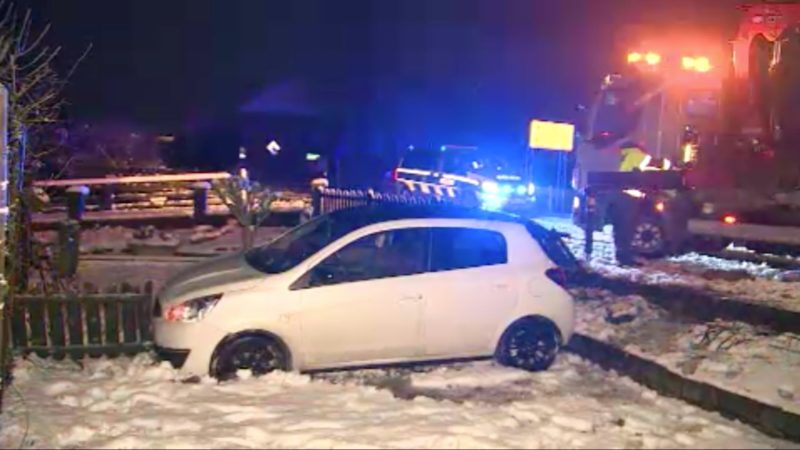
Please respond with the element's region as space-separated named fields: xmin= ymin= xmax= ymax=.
xmin=18 ymin=0 xmax=743 ymax=183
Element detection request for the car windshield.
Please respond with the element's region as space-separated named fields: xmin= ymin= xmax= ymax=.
xmin=244 ymin=214 xmax=358 ymax=274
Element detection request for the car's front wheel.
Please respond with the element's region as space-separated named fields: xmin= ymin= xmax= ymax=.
xmin=212 ymin=335 xmax=288 ymax=380
xmin=495 ymin=317 xmax=562 ymax=372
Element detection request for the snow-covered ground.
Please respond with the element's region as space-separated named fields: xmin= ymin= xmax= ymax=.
xmin=573 ymin=287 xmax=800 ymax=416
xmin=0 ymin=354 xmax=792 ymax=449
xmin=535 ymin=216 xmax=800 ymax=313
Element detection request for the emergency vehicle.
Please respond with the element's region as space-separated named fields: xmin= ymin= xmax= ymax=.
xmin=574 ymin=1 xmax=800 ymax=258
xmin=393 ymin=145 xmax=537 ymax=213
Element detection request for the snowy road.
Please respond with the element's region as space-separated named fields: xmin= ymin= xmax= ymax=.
xmin=0 ymin=354 xmax=792 ymax=449
xmin=535 ymin=216 xmax=800 ymax=313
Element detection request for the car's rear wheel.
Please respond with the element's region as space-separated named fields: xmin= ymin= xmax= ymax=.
xmin=495 ymin=317 xmax=562 ymax=372
xmin=213 ymin=335 xmax=288 ymax=380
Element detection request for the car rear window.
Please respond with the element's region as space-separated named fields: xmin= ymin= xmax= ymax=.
xmin=525 ymin=221 xmax=579 ymax=270
xmin=430 ymin=228 xmax=507 ymax=271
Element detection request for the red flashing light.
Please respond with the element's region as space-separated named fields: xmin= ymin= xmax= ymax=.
xmin=655 ymin=202 xmax=666 ymax=213
xmin=723 ymin=215 xmax=737 ymax=225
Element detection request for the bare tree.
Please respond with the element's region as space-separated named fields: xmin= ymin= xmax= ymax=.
xmin=0 ymin=2 xmax=89 ymax=292
xmin=214 ymin=176 xmax=276 ymax=250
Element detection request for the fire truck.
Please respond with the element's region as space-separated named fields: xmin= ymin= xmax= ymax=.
xmin=574 ymin=1 xmax=800 ymax=258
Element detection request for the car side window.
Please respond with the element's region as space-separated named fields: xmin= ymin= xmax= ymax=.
xmin=303 ymin=228 xmax=429 ymax=288
xmin=430 ymin=228 xmax=507 ymax=272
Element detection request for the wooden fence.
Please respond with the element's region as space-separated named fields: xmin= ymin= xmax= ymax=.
xmin=34 ymin=172 xmax=230 ymax=216
xmin=10 ymin=283 xmax=155 ymax=358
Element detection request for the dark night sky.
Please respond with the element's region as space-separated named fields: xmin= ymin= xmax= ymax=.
xmin=18 ymin=0 xmax=742 ymax=140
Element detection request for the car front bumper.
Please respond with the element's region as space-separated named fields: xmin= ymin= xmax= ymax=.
xmin=154 ymin=318 xmax=228 ymax=376
xmin=154 ymin=346 xmax=191 ymax=369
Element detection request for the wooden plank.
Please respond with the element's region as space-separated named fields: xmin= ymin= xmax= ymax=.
xmin=103 ymin=301 xmax=120 ymax=357
xmin=33 ymin=172 xmax=231 ymax=188
xmin=84 ymin=300 xmax=103 ymax=357
xmin=47 ymin=300 xmax=66 ymax=358
xmin=10 ymin=302 xmax=28 ymax=349
xmin=18 ymin=342 xmax=150 ymax=354
xmin=66 ymin=302 xmax=84 ymax=359
xmin=121 ymin=302 xmax=138 ymax=349
xmin=140 ymin=282 xmax=154 ymax=342
xmin=26 ymin=301 xmax=47 ymax=357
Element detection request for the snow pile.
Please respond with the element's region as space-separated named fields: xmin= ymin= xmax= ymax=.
xmin=574 ymin=289 xmax=800 ymax=416
xmin=0 ymin=353 xmax=787 ymax=449
xmin=536 ymin=216 xmax=800 ymax=313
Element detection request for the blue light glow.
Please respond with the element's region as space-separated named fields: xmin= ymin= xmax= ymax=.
xmin=480 ymin=192 xmax=508 ymax=211
xmin=515 ymin=185 xmax=527 ymax=195
xmin=481 ymin=181 xmax=499 ymax=193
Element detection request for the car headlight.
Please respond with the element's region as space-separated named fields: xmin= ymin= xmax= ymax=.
xmin=514 ymin=185 xmax=527 ymax=195
xmin=164 ymin=294 xmax=223 ymax=323
xmin=481 ymin=181 xmax=499 ymax=193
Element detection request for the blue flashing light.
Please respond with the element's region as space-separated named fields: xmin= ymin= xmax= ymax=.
xmin=515 ymin=185 xmax=527 ymax=196
xmin=502 ymin=184 xmax=514 ymax=194
xmin=481 ymin=181 xmax=500 ymax=193
xmin=480 ymin=192 xmax=507 ymax=211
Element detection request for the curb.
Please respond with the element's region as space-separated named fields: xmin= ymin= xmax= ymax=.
xmin=567 ymin=333 xmax=800 ymax=443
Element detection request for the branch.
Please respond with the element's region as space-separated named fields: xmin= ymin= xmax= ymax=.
xmin=19 ymin=22 xmax=50 ymax=57
xmin=14 ymin=8 xmax=31 ymax=53
xmin=0 ymin=3 xmax=14 ymax=36
xmin=64 ymin=43 xmax=91 ymax=80
xmin=17 ymin=44 xmax=53 ymax=72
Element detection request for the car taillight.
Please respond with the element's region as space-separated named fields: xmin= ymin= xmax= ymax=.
xmin=392 ymin=168 xmax=399 ymax=181
xmin=546 ymin=267 xmax=568 ymax=288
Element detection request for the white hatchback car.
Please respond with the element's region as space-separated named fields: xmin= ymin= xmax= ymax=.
xmin=154 ymin=205 xmax=577 ymax=379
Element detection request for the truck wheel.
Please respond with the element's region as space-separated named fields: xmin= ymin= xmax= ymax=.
xmin=630 ymin=217 xmax=667 ymax=257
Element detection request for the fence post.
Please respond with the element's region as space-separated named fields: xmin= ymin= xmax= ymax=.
xmin=66 ymin=185 xmax=89 ymax=221
xmin=192 ymin=181 xmax=210 ymax=221
xmin=583 ymin=189 xmax=595 ymax=260
xmin=99 ymin=185 xmax=114 ymax=211
xmin=0 ymin=84 xmax=9 ymax=393
xmin=58 ymin=220 xmax=81 ymax=278
xmin=311 ymin=186 xmax=322 ymax=217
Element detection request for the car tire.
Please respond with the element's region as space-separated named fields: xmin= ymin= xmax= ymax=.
xmin=212 ymin=335 xmax=288 ymax=380
xmin=495 ymin=317 xmax=562 ymax=372
xmin=630 ymin=216 xmax=667 ymax=258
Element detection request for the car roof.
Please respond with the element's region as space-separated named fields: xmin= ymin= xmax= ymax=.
xmin=325 ymin=204 xmax=526 ymax=227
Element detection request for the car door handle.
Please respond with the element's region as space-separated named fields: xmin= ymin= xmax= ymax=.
xmin=399 ymin=294 xmax=423 ymax=302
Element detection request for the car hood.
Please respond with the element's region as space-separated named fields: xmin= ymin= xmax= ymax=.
xmin=158 ymin=253 xmax=265 ymax=305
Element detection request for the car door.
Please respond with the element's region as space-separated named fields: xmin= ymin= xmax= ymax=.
xmin=421 ymin=226 xmax=518 ymax=358
xmin=293 ymin=227 xmax=431 ymax=369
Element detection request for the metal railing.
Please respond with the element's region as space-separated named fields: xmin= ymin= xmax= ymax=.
xmin=312 ymin=187 xmax=471 ymax=217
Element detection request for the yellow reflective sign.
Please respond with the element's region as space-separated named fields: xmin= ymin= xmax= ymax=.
xmin=528 ymin=120 xmax=575 ymax=151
